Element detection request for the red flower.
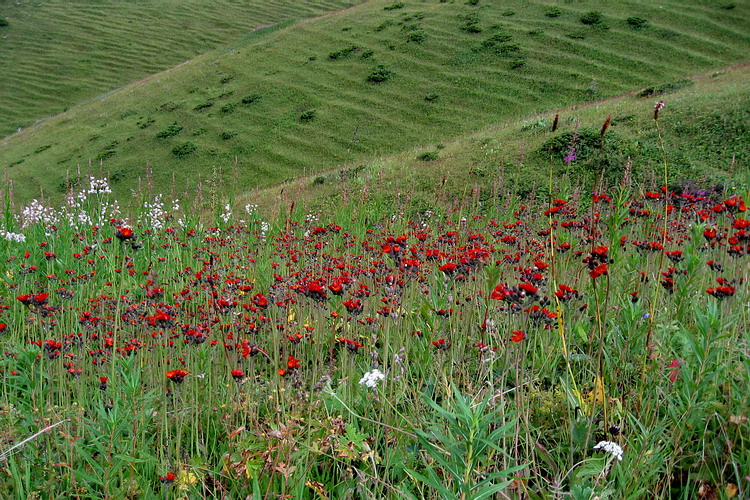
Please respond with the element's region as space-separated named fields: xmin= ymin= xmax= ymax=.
xmin=16 ymin=294 xmax=33 ymax=305
xmin=166 ymin=369 xmax=188 ymax=383
xmin=99 ymin=377 xmax=108 ymax=390
xmin=511 ymin=330 xmax=526 ymax=343
xmin=160 ymin=472 xmax=176 ymax=484
xmin=432 ymin=338 xmax=450 ymax=350
xmin=231 ymin=369 xmax=244 ymax=381
xmin=116 ymin=227 xmax=134 ymax=241
xmin=590 ymin=264 xmax=608 ymax=279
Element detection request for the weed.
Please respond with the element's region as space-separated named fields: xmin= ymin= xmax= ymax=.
xmin=171 ymin=142 xmax=197 ymax=157
xmin=384 ymin=2 xmax=405 ymax=11
xmin=417 ymin=150 xmax=439 ymax=161
xmin=156 ymin=123 xmax=183 ymax=139
xmin=300 ymin=109 xmax=316 ymax=121
xmin=366 ymin=65 xmax=394 ymax=83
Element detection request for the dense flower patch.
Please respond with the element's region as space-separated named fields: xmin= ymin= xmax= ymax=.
xmin=0 ymin=178 xmax=747 ymax=497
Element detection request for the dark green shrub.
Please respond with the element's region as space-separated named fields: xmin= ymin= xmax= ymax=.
xmin=406 ymin=31 xmax=426 ymax=43
xmin=367 ymin=65 xmax=394 ymax=83
xmin=566 ymin=31 xmax=587 ymax=40
xmin=425 ymin=94 xmax=439 ymax=102
xmin=502 ymin=10 xmax=515 ymax=16
xmin=34 ymin=145 xmax=51 ymax=154
xmin=242 ymin=94 xmax=261 ymax=105
xmin=384 ymin=2 xmax=405 ymax=10
xmin=300 ymin=109 xmax=316 ymax=121
xmin=172 ymin=142 xmax=197 ymax=157
xmin=221 ymin=103 xmax=236 ymax=114
xmin=545 ymin=7 xmax=562 ymax=18
xmin=220 ymin=131 xmax=236 ymax=140
xmin=361 ymin=49 xmax=374 ymax=59
xmin=721 ymin=3 xmax=736 ymax=9
xmin=329 ymin=45 xmax=358 ymax=60
xmin=402 ymin=12 xmax=425 ymax=22
xmin=158 ymin=101 xmax=180 ymax=112
xmin=580 ymin=11 xmax=604 ymax=25
xmin=417 ymin=151 xmax=439 ymax=161
xmin=313 ymin=176 xmax=325 ymax=185
xmin=95 ymin=149 xmax=116 ymax=161
xmin=219 ymin=75 xmax=233 ymax=84
xmin=0 ymin=19 xmax=9 ymax=27
xmin=156 ymin=124 xmax=183 ymax=139
xmin=137 ymin=117 xmax=155 ymax=129
xmin=466 ymin=0 xmax=479 ymax=5
xmin=626 ymin=16 xmax=649 ymax=29
xmin=194 ymin=102 xmax=213 ymax=111
xmin=375 ymin=20 xmax=394 ymax=31
xmin=638 ymin=79 xmax=693 ymax=97
xmin=510 ymin=58 xmax=526 ymax=69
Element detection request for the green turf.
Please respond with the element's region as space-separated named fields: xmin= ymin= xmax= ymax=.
xmin=242 ymin=63 xmax=750 ymax=216
xmin=0 ymin=0 xmax=361 ymax=136
xmin=1 ymin=0 xmax=749 ymax=205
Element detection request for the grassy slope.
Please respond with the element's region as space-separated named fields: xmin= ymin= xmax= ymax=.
xmin=1 ymin=0 xmax=749 ymax=205
xmin=242 ymin=63 xmax=750 ymax=216
xmin=0 ymin=0 xmax=360 ymax=136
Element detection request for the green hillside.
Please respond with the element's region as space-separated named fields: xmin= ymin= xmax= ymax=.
xmin=2 ymin=0 xmax=749 ymax=205
xmin=241 ymin=62 xmax=750 ymax=216
xmin=0 ymin=0 xmax=360 ymax=136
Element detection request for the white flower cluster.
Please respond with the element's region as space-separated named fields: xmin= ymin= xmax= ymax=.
xmin=245 ymin=204 xmax=258 ymax=215
xmin=305 ymin=213 xmax=318 ymax=224
xmin=358 ymin=369 xmax=385 ymax=389
xmin=141 ymin=194 xmax=166 ymax=230
xmin=86 ymin=176 xmax=112 ymax=195
xmin=220 ymin=203 xmax=232 ymax=224
xmin=21 ymin=199 xmax=58 ymax=229
xmin=594 ymin=441 xmax=623 ymax=461
xmin=0 ymin=230 xmax=25 ymax=243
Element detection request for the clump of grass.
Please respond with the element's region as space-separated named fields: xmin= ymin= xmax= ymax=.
xmin=638 ymin=79 xmax=694 ymax=97
xmin=156 ymin=123 xmax=183 ymax=139
xmin=383 ymin=2 xmax=405 ymax=11
xmin=366 ymin=64 xmax=394 ymax=83
xmin=171 ymin=141 xmax=197 ymax=157
xmin=241 ymin=94 xmax=262 ymax=105
xmin=545 ymin=7 xmax=562 ymax=18
xmin=328 ymin=45 xmax=359 ymax=60
xmin=626 ymin=16 xmax=649 ymax=29
xmin=300 ymin=109 xmax=316 ymax=121
xmin=417 ymin=150 xmax=439 ymax=161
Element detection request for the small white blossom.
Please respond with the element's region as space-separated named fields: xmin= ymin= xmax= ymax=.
xmin=594 ymin=441 xmax=623 ymax=461
xmin=358 ymin=369 xmax=385 ymax=389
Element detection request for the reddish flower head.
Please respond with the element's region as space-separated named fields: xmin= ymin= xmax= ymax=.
xmin=166 ymin=369 xmax=188 ymax=383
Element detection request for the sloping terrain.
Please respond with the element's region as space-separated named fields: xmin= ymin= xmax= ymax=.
xmin=0 ymin=0 xmax=360 ymax=136
xmin=1 ymin=0 xmax=749 ymax=204
xmin=242 ymin=63 xmax=750 ymax=216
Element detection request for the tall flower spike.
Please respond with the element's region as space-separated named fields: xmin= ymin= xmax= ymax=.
xmin=654 ymin=101 xmax=665 ymax=120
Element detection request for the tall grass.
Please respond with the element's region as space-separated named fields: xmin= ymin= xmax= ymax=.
xmin=1 ymin=108 xmax=748 ymax=497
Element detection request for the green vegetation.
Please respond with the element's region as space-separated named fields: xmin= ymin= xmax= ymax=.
xmin=2 ymin=0 xmax=749 ymax=208
xmin=242 ymin=64 xmax=750 ymax=215
xmin=0 ymin=0 xmax=361 ymax=136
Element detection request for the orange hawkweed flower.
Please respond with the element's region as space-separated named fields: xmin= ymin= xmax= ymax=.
xmin=166 ymin=369 xmax=188 ymax=383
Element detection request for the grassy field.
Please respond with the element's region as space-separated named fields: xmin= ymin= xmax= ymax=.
xmin=2 ymin=0 xmax=749 ymax=206
xmin=242 ymin=62 xmax=750 ymax=217
xmin=0 ymin=0 xmax=361 ymax=137
xmin=0 ymin=162 xmax=748 ymax=497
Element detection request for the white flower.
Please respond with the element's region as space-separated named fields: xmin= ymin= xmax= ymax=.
xmin=594 ymin=441 xmax=623 ymax=461
xmin=358 ymin=369 xmax=385 ymax=389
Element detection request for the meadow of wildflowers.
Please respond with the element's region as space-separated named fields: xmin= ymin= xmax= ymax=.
xmin=0 ymin=147 xmax=748 ymax=499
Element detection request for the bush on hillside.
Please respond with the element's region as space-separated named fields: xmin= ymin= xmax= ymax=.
xmin=156 ymin=124 xmax=183 ymax=139
xmin=366 ymin=65 xmax=394 ymax=83
xmin=626 ymin=16 xmax=649 ymax=29
xmin=172 ymin=142 xmax=197 ymax=158
xmin=329 ymin=46 xmax=358 ymax=60
xmin=580 ymin=11 xmax=604 ymax=25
